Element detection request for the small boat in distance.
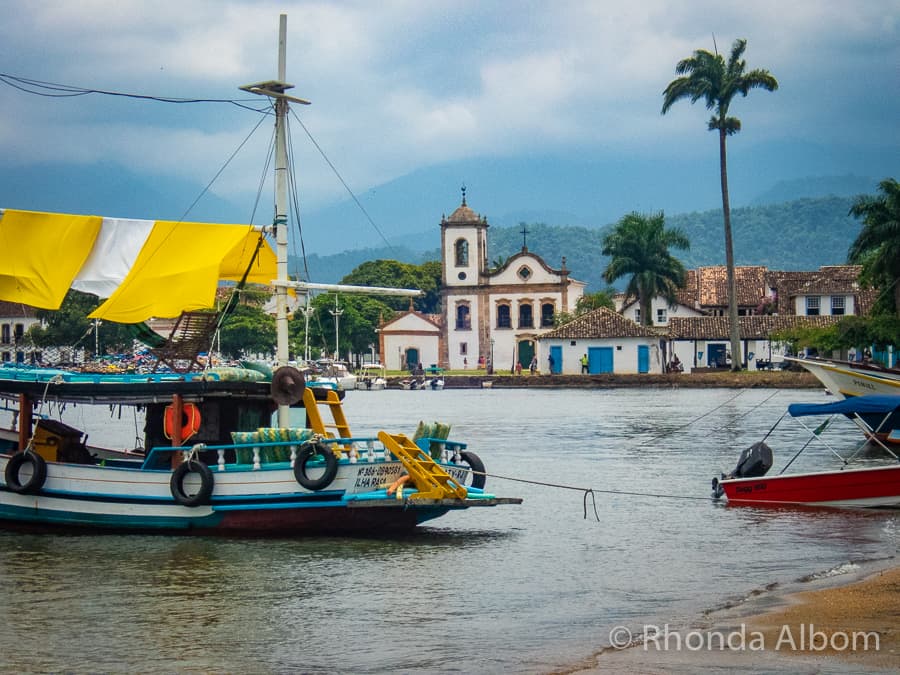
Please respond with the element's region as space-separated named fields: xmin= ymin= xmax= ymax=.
xmin=786 ymin=356 xmax=900 ymax=398
xmin=356 ymin=364 xmax=387 ymax=390
xmin=712 ymin=395 xmax=900 ymax=509
xmin=0 ymin=15 xmax=521 ymax=535
xmin=312 ymin=360 xmax=358 ymax=391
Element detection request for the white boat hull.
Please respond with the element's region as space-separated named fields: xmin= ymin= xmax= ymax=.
xmin=788 ymin=357 xmax=900 ymax=398
xmin=0 ymin=451 xmax=492 ymax=534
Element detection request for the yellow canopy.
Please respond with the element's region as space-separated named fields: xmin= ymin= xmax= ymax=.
xmin=220 ymin=227 xmax=278 ymax=285
xmin=90 ymin=221 xmax=276 ymax=322
xmin=0 ymin=210 xmax=103 ymax=309
xmin=0 ymin=209 xmax=278 ymax=323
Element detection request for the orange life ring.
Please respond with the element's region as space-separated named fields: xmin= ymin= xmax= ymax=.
xmin=164 ymin=403 xmax=202 ymax=442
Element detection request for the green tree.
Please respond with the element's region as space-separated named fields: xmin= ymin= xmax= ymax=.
xmin=553 ymin=289 xmax=616 ymax=327
xmin=772 ymin=314 xmax=900 ymax=363
xmin=295 ymin=293 xmax=397 ymax=363
xmin=340 ymin=259 xmax=441 ymax=314
xmin=601 ymin=212 xmax=689 ymax=326
xmin=848 ymin=178 xmax=900 ymax=316
xmin=218 ymin=304 xmax=276 ymax=359
xmin=662 ymin=38 xmax=778 ymax=369
xmin=28 ymin=290 xmax=138 ymax=355
xmin=576 ymin=289 xmax=617 ymax=314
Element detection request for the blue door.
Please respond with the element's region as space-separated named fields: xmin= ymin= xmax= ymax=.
xmin=638 ymin=345 xmax=649 ymax=373
xmin=708 ymin=344 xmax=726 ymax=368
xmin=549 ymin=345 xmax=562 ymax=374
xmin=405 ymin=348 xmax=419 ymax=371
xmin=588 ymin=346 xmax=613 ymax=374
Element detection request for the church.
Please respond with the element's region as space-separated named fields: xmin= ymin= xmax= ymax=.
xmin=379 ymin=190 xmax=585 ymax=372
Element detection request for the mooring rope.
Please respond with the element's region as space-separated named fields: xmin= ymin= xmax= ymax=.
xmin=627 ymin=389 xmax=747 ymax=447
xmin=458 ymin=390 xmax=782 ymax=519
xmin=463 ymin=469 xmax=714 ymax=521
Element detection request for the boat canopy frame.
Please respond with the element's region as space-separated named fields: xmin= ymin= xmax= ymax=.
xmin=779 ymin=395 xmax=900 ymax=473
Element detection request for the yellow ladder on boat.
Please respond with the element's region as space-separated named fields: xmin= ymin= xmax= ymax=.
xmin=302 ymin=387 xmax=352 ymax=439
xmin=377 ymin=431 xmax=468 ymax=500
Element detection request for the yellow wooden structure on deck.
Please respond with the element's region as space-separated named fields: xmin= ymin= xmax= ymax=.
xmin=378 ymin=431 xmax=468 ymax=500
xmin=302 ymin=387 xmax=352 ymax=439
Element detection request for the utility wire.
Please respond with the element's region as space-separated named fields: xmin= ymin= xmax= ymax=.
xmin=289 ymin=107 xmax=398 ymax=255
xmin=179 ymin=113 xmax=269 ymax=222
xmin=2 ymin=71 xmax=400 ymax=265
xmin=0 ymin=72 xmax=267 ymax=112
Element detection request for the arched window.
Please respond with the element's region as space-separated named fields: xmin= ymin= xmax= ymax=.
xmin=518 ymin=303 xmax=533 ymax=329
xmin=455 ymin=239 xmax=469 ymax=266
xmin=540 ymin=302 xmax=555 ymax=327
xmin=496 ymin=304 xmax=511 ymax=328
xmin=456 ymin=304 xmax=471 ymax=330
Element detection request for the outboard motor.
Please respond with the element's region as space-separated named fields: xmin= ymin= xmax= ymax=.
xmin=732 ymin=441 xmax=774 ymax=479
xmin=711 ymin=441 xmax=774 ymax=499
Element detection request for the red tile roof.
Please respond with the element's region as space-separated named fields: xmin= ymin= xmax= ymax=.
xmin=0 ymin=301 xmax=39 ymax=319
xmin=541 ymin=307 xmax=662 ymax=339
xmin=668 ymin=314 xmax=842 ymax=340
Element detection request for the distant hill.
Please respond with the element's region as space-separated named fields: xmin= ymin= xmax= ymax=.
xmin=749 ymin=174 xmax=878 ymax=205
xmin=298 ymin=145 xmax=891 ymax=255
xmin=0 ymin=152 xmax=888 ymax=292
xmin=294 ymin=194 xmax=863 ymax=291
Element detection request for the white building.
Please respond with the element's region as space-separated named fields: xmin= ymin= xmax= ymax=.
xmin=617 ymin=296 xmax=705 ymax=326
xmin=0 ymin=301 xmax=43 ymax=364
xmin=438 ymin=191 xmax=585 ymax=372
xmin=538 ymin=307 xmax=664 ymax=374
xmin=378 ymin=309 xmax=443 ymax=372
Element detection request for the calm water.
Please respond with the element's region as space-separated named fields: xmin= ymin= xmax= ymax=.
xmin=1 ymin=387 xmax=897 ymax=673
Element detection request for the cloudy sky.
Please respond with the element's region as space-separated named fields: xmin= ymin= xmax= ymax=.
xmin=0 ymin=0 xmax=897 ymax=221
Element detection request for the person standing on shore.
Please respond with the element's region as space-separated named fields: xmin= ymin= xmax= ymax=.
xmin=548 ymin=353 xmax=555 ymax=374
xmin=529 ymin=355 xmax=538 ymax=374
xmin=580 ymin=353 xmax=589 ymax=374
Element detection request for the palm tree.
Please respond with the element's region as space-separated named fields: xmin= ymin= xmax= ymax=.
xmin=602 ymin=211 xmax=689 ymax=326
xmin=848 ymin=178 xmax=900 ymax=316
xmin=662 ymin=38 xmax=778 ymax=370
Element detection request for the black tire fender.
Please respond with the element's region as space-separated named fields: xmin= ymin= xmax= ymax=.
xmin=293 ymin=442 xmax=339 ymax=491
xmin=170 ymin=460 xmax=214 ymax=507
xmin=5 ymin=451 xmax=48 ymax=494
xmin=459 ymin=451 xmax=486 ymax=490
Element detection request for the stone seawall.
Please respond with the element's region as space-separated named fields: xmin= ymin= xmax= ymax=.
xmin=388 ymin=371 xmax=820 ymax=390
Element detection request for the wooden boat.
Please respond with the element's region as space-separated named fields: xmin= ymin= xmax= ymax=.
xmin=786 ymin=356 xmax=900 ymax=398
xmin=712 ymin=395 xmax=900 ymax=508
xmin=0 ymin=16 xmax=520 ymax=535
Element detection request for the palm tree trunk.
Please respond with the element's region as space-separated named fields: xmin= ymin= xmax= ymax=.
xmin=719 ymin=129 xmax=742 ymax=370
xmin=641 ymin=291 xmax=653 ymax=326
xmin=894 ymin=279 xmax=900 ymax=319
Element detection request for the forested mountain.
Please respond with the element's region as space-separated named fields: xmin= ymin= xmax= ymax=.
xmin=295 ymin=195 xmax=861 ymax=292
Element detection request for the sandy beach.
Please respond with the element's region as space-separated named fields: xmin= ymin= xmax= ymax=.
xmin=568 ymin=562 xmax=900 ymax=674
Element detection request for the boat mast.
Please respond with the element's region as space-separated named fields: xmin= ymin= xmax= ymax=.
xmin=274 ymin=15 xmax=289 ymax=375
xmin=272 ymin=16 xmax=291 ymax=427
xmin=241 ymin=14 xmax=310 ymax=427
xmin=243 ymin=15 xmax=420 ymax=425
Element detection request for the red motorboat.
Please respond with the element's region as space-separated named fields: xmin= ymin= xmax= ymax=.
xmin=713 ymin=395 xmax=900 ymax=509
